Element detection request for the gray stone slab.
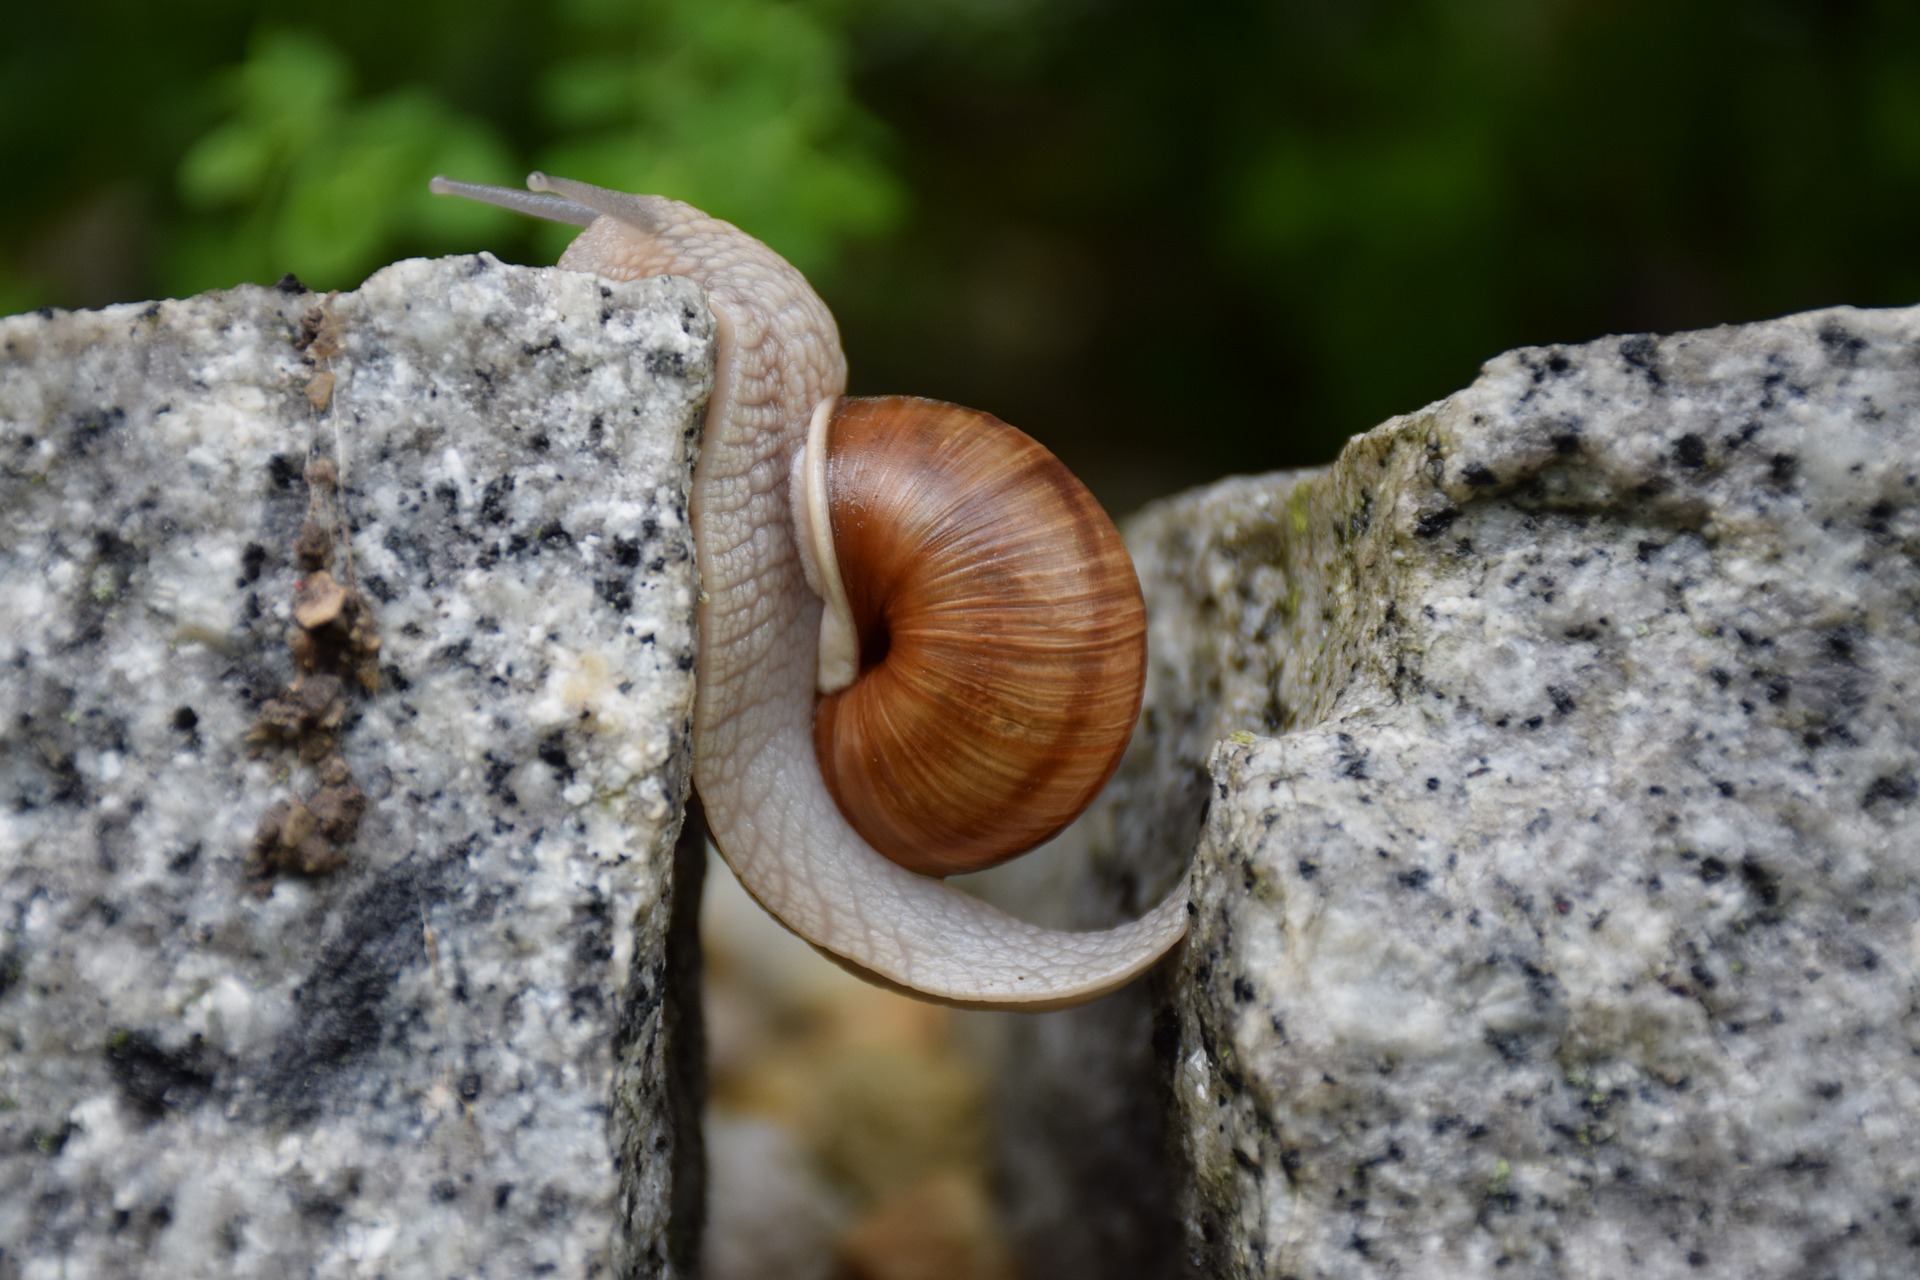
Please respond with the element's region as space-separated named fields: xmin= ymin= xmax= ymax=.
xmin=0 ymin=257 xmax=709 ymax=1279
xmin=977 ymin=304 xmax=1920 ymax=1280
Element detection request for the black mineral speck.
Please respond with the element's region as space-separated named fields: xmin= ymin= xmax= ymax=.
xmin=1817 ymin=322 xmax=1867 ymax=364
xmin=66 ymin=406 xmax=127 ymax=458
xmin=1740 ymin=858 xmax=1782 ymax=910
xmin=1864 ymin=772 xmax=1917 ymax=808
xmin=1415 ymin=507 xmax=1460 ymax=539
xmin=171 ymin=706 xmax=198 ymax=733
xmin=1336 ymin=737 xmax=1369 ymax=778
xmin=597 ymin=576 xmax=633 ymax=612
xmin=1673 ymin=434 xmax=1707 ymax=469
xmin=32 ymin=1120 xmax=77 ymax=1156
xmin=573 ymin=890 xmax=613 ymax=965
xmin=1483 ymin=1030 xmax=1527 ymax=1063
xmin=569 ymin=981 xmax=606 ymax=1022
xmin=105 ymin=1031 xmax=213 ymax=1120
xmin=0 ymin=948 xmax=22 ymax=1002
xmin=267 ymin=454 xmax=302 ymax=491
xmin=1462 ymin=463 xmax=1498 ymax=488
xmin=1619 ymin=334 xmax=1663 ymax=384
xmin=483 ymin=753 xmax=518 ymax=807
xmin=478 ymin=476 xmax=514 ymax=526
xmin=274 ymin=273 xmax=309 ymax=295
xmin=538 ymin=731 xmax=575 ymax=782
xmin=240 ymin=543 xmax=268 ymax=585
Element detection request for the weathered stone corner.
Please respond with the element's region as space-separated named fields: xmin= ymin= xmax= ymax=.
xmin=0 ymin=257 xmax=711 ymax=1279
xmin=979 ymin=304 xmax=1920 ymax=1279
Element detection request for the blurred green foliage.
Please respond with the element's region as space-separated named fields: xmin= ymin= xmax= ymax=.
xmin=174 ymin=30 xmax=515 ymax=290
xmin=6 ymin=0 xmax=1920 ymax=504
xmin=0 ymin=1 xmax=903 ymax=307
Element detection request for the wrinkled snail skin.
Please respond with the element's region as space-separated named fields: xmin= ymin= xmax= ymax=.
xmin=431 ymin=173 xmax=1190 ymax=1008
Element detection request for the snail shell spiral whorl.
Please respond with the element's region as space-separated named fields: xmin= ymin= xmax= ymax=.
xmin=812 ymin=396 xmax=1148 ymax=878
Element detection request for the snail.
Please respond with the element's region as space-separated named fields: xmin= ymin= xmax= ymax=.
xmin=430 ymin=173 xmax=1189 ymax=1008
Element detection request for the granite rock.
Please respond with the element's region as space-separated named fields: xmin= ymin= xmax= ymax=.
xmin=982 ymin=304 xmax=1920 ymax=1279
xmin=0 ymin=258 xmax=710 ymax=1279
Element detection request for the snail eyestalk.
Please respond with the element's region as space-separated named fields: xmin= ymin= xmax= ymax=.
xmin=428 ymin=176 xmax=599 ymax=228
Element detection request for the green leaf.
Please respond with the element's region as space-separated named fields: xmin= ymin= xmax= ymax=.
xmin=167 ymin=28 xmax=516 ymax=292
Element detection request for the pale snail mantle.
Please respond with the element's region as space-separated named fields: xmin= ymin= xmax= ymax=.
xmin=432 ymin=173 xmax=1191 ymax=1008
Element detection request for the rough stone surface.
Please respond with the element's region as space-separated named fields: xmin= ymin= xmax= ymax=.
xmin=0 ymin=258 xmax=709 ymax=1279
xmin=982 ymin=304 xmax=1920 ymax=1279
xmin=962 ymin=757 xmax=1193 ymax=1278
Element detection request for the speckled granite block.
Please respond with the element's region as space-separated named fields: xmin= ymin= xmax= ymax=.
xmin=0 ymin=257 xmax=710 ymax=1279
xmin=978 ymin=305 xmax=1920 ymax=1280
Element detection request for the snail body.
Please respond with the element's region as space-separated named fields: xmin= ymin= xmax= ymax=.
xmin=431 ymin=173 xmax=1188 ymax=1007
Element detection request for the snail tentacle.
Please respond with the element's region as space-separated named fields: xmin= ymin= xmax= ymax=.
xmin=427 ymin=175 xmax=600 ymax=228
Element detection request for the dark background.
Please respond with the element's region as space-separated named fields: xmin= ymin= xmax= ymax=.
xmin=7 ymin=0 xmax=1919 ymax=511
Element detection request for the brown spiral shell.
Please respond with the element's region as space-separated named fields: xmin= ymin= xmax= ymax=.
xmin=812 ymin=396 xmax=1148 ymax=878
